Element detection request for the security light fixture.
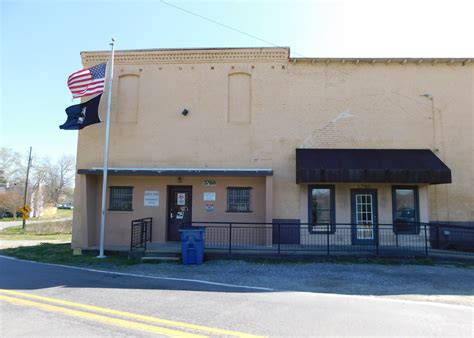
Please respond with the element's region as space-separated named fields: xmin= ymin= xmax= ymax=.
xmin=182 ymin=109 xmax=189 ymax=116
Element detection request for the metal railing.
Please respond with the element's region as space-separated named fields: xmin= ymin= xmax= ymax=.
xmin=130 ymin=217 xmax=153 ymax=251
xmin=184 ymin=221 xmax=474 ymax=258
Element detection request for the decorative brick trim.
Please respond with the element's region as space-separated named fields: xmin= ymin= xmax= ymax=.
xmin=80 ymin=47 xmax=471 ymax=67
xmin=81 ymin=47 xmax=289 ymax=66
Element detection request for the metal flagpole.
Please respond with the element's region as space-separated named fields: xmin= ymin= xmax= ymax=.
xmin=97 ymin=38 xmax=116 ymax=258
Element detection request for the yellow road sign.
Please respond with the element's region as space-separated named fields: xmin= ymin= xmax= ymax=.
xmin=20 ymin=205 xmax=30 ymax=219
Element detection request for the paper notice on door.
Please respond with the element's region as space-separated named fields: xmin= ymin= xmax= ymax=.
xmin=177 ymin=193 xmax=186 ymax=205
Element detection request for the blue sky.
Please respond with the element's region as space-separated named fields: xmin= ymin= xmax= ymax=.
xmin=1 ymin=0 xmax=473 ymax=160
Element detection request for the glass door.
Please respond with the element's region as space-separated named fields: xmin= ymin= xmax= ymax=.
xmin=351 ymin=189 xmax=378 ymax=245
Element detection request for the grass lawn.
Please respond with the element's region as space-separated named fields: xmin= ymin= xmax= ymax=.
xmin=0 ymin=219 xmax=151 ymax=267
xmin=0 ymin=220 xmax=73 ymax=241
xmin=34 ymin=208 xmax=73 ymax=220
xmin=0 ymin=209 xmax=73 ymax=222
xmin=0 ymin=217 xmax=18 ymax=222
xmin=0 ymin=233 xmax=72 ymax=241
xmin=0 ymin=243 xmax=139 ymax=266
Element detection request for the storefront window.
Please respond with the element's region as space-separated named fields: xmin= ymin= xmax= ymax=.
xmin=308 ymin=185 xmax=335 ymax=234
xmin=392 ymin=186 xmax=419 ymax=234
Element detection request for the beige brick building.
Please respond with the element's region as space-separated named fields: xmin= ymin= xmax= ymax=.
xmin=72 ymin=47 xmax=473 ymax=251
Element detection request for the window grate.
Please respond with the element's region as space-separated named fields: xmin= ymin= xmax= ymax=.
xmin=110 ymin=186 xmax=133 ymax=211
xmin=226 ymin=187 xmax=252 ymax=212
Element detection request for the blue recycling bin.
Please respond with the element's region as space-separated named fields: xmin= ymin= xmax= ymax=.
xmin=179 ymin=227 xmax=205 ymax=265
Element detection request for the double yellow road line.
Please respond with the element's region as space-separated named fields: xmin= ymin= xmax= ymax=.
xmin=0 ymin=289 xmax=262 ymax=337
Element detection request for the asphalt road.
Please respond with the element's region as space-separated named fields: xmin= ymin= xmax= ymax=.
xmin=0 ymin=256 xmax=472 ymax=337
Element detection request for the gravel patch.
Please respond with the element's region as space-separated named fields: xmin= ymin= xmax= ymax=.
xmin=3 ymin=239 xmax=472 ymax=306
xmin=91 ymin=259 xmax=474 ymax=306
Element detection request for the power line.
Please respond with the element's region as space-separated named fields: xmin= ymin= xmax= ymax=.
xmin=159 ymin=0 xmax=305 ymax=57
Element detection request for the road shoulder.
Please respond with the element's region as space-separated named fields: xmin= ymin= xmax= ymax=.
xmin=0 ymin=253 xmax=472 ymax=307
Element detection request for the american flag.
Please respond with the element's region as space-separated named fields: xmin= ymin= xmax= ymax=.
xmin=67 ymin=63 xmax=106 ymax=98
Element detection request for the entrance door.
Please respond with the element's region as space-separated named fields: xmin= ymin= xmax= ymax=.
xmin=167 ymin=186 xmax=192 ymax=241
xmin=351 ymin=189 xmax=378 ymax=245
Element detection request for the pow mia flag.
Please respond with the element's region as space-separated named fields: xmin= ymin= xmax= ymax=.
xmin=60 ymin=94 xmax=102 ymax=130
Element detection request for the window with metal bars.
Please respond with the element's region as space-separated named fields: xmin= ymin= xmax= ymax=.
xmin=109 ymin=186 xmax=133 ymax=211
xmin=226 ymin=187 xmax=252 ymax=212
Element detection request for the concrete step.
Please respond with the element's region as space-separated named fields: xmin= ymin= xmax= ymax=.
xmin=129 ymin=247 xmax=181 ymax=260
xmin=141 ymin=256 xmax=180 ymax=261
xmin=144 ymin=251 xmax=180 ymax=257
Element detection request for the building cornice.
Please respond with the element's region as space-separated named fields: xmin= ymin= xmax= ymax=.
xmin=290 ymin=57 xmax=472 ymax=66
xmin=81 ymin=47 xmax=290 ymax=66
xmin=80 ymin=47 xmax=472 ymax=66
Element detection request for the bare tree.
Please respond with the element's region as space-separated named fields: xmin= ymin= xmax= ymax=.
xmin=0 ymin=148 xmax=76 ymax=209
xmin=0 ymin=147 xmax=29 ymax=215
xmin=0 ymin=191 xmax=23 ymax=214
xmin=33 ymin=155 xmax=75 ymax=205
xmin=0 ymin=147 xmax=26 ymax=188
xmin=51 ymin=155 xmax=75 ymax=204
xmin=30 ymin=157 xmax=49 ymax=202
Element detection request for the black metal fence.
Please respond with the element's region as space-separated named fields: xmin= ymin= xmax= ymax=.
xmin=185 ymin=221 xmax=474 ymax=257
xmin=130 ymin=217 xmax=153 ymax=251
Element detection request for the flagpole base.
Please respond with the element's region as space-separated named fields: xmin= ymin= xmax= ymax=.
xmin=96 ymin=255 xmax=107 ymax=259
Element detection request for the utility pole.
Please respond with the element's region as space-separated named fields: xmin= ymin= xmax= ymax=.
xmin=22 ymin=146 xmax=32 ymax=230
